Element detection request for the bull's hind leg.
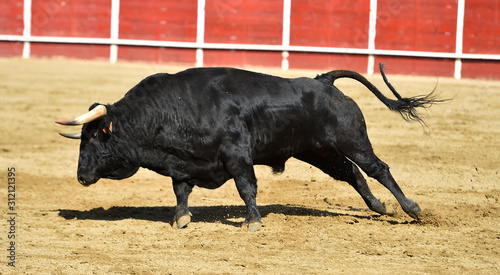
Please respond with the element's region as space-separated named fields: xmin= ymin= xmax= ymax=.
xmin=295 ymin=151 xmax=395 ymax=216
xmin=341 ymin=147 xmax=421 ymax=219
xmin=172 ymin=181 xmax=193 ymax=229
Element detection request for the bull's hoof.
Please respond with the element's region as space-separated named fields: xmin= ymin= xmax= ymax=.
xmin=381 ymin=202 xmax=396 ymax=216
xmin=173 ymin=212 xmax=192 ymax=229
xmin=372 ymin=201 xmax=396 ymax=216
xmin=242 ymin=221 xmax=262 ymax=232
xmin=403 ymin=201 xmax=421 ymax=220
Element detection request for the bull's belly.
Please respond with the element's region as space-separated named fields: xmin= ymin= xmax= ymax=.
xmin=252 ymin=147 xmax=298 ymax=174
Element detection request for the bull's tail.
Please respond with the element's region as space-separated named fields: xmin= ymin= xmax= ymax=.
xmin=315 ymin=63 xmax=447 ymax=125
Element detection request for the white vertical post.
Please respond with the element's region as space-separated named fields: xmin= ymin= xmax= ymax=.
xmin=110 ymin=0 xmax=120 ymax=63
xmin=454 ymin=0 xmax=465 ymax=79
xmin=281 ymin=0 xmax=291 ymax=70
xmin=367 ymin=0 xmax=377 ymax=75
xmin=22 ymin=0 xmax=32 ymax=59
xmin=196 ymin=0 xmax=206 ymax=67
xmin=196 ymin=48 xmax=204 ymax=67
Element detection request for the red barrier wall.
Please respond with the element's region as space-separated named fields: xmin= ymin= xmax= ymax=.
xmin=0 ymin=1 xmax=23 ymax=35
xmin=461 ymin=0 xmax=500 ymax=79
xmin=203 ymin=0 xmax=283 ymax=66
xmin=205 ymin=0 xmax=283 ymax=45
xmin=1 ymin=0 xmax=500 ymax=79
xmin=289 ymin=0 xmax=370 ymax=72
xmin=0 ymin=0 xmax=24 ymax=56
xmin=290 ymin=0 xmax=370 ymax=48
xmin=119 ymin=0 xmax=197 ymax=42
xmin=29 ymin=0 xmax=111 ymax=59
xmin=117 ymin=0 xmax=198 ymax=64
xmin=374 ymin=0 xmax=458 ymax=76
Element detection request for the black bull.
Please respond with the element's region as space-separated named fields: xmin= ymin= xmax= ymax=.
xmin=57 ymin=63 xmax=442 ymax=231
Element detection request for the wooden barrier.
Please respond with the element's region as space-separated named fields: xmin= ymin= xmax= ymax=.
xmin=1 ymin=0 xmax=499 ymax=79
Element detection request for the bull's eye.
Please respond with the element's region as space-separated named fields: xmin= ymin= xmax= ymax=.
xmin=92 ymin=131 xmax=98 ymax=140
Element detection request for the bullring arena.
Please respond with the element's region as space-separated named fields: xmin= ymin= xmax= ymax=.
xmin=0 ymin=58 xmax=498 ymax=273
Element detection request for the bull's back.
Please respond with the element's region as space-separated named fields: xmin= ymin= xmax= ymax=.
xmin=172 ymin=68 xmax=346 ymax=144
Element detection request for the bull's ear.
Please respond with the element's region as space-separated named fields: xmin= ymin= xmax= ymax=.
xmin=103 ymin=121 xmax=113 ymax=134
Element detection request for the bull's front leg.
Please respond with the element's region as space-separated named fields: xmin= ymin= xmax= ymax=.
xmin=235 ymin=174 xmax=262 ymax=232
xmin=172 ymin=180 xmax=193 ymax=229
xmin=223 ymin=143 xmax=262 ymax=232
xmin=229 ymin=163 xmax=262 ymax=232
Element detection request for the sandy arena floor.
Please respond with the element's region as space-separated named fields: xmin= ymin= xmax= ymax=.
xmin=0 ymin=58 xmax=498 ymax=274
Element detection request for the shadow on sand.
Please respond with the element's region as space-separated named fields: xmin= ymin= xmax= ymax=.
xmin=58 ymin=204 xmax=409 ymax=228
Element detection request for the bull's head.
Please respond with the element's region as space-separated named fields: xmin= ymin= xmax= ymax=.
xmin=56 ymin=104 xmax=139 ymax=186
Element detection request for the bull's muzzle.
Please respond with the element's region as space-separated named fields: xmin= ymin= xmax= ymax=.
xmin=77 ymin=173 xmax=98 ymax=186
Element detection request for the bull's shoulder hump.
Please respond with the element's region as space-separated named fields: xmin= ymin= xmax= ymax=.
xmin=175 ymin=67 xmax=254 ymax=78
xmin=174 ymin=67 xmax=290 ymax=83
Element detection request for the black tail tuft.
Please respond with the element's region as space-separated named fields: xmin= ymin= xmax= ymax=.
xmin=387 ymin=87 xmax=444 ymax=125
xmin=378 ymin=63 xmax=449 ymax=125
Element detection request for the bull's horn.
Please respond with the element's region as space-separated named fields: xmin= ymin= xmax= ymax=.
xmin=55 ymin=105 xmax=107 ymax=125
xmin=59 ymin=132 xmax=82 ymax=139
